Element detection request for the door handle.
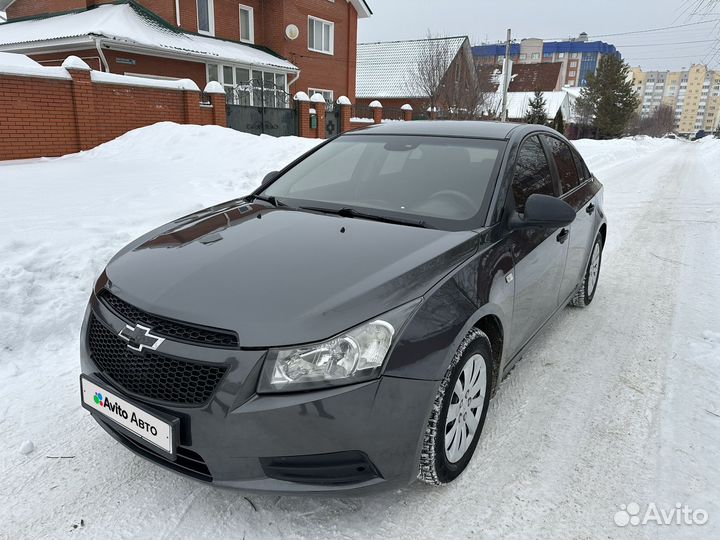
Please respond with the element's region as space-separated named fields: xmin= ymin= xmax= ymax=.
xmin=586 ymin=203 xmax=595 ymax=215
xmin=556 ymin=228 xmax=569 ymax=244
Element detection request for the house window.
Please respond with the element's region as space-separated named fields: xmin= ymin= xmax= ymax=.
xmin=207 ymin=64 xmax=288 ymax=107
xmin=569 ymin=71 xmax=576 ymax=77
xmin=239 ymin=5 xmax=254 ymax=43
xmin=308 ymin=16 xmax=334 ymax=55
xmin=519 ymin=54 xmax=527 ymax=60
xmin=558 ymin=52 xmax=565 ymax=58
xmin=532 ymin=52 xmax=540 ymax=60
xmin=309 ymin=88 xmax=334 ymax=104
xmin=197 ymin=0 xmax=214 ymax=35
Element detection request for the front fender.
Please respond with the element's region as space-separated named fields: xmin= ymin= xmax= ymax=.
xmin=384 ymin=235 xmax=515 ymax=384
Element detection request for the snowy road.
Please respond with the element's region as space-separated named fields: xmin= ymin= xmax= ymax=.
xmin=1 ymin=125 xmax=719 ymax=539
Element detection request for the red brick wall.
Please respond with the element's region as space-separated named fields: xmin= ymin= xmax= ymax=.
xmin=214 ymin=0 xmax=262 ymax=42
xmin=277 ymin=0 xmax=357 ymax=101
xmin=6 ymin=0 xmax=176 ymax=21
xmin=0 ymin=66 xmax=226 ymax=160
xmin=0 ymin=75 xmax=79 ymax=160
xmin=134 ymin=0 xmax=177 ymax=24
xmin=29 ymin=49 xmax=208 ymax=90
xmin=6 ymin=0 xmax=86 ymax=19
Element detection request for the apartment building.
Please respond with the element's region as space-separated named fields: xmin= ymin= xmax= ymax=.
xmin=631 ymin=64 xmax=720 ymax=135
xmin=473 ymin=33 xmax=620 ymax=87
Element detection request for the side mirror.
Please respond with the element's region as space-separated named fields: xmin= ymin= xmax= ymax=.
xmin=509 ymin=193 xmax=576 ymax=229
xmin=261 ymin=171 xmax=280 ymax=187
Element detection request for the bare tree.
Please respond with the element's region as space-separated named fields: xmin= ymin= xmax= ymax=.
xmin=407 ymin=31 xmax=488 ymax=118
xmin=632 ymin=105 xmax=675 ymax=137
xmin=406 ymin=30 xmax=451 ymax=113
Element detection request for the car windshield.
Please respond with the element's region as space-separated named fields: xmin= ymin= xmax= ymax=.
xmin=262 ymin=134 xmax=506 ymax=230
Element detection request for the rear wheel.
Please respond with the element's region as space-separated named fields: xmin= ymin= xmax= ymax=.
xmin=570 ymin=234 xmax=603 ymax=307
xmin=418 ymin=328 xmax=492 ymax=485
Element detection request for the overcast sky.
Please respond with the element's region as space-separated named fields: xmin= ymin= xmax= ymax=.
xmin=357 ymin=0 xmax=720 ymax=72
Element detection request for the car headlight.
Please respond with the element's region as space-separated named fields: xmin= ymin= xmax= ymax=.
xmin=257 ymin=300 xmax=421 ymax=393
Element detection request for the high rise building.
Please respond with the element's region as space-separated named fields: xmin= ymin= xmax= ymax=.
xmin=472 ymin=33 xmax=620 ymax=87
xmin=631 ymin=65 xmax=720 ymax=135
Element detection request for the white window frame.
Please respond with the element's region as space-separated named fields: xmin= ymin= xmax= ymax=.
xmin=197 ymin=0 xmax=215 ymax=36
xmin=308 ymin=16 xmax=335 ymax=55
xmin=239 ymin=4 xmax=254 ymax=43
xmin=207 ymin=64 xmax=290 ymax=108
xmin=308 ymin=87 xmax=334 ymax=103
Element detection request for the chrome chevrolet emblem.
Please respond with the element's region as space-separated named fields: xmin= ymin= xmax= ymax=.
xmin=118 ymin=324 xmax=165 ymax=352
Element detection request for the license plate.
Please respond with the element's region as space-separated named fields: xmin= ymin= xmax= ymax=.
xmin=81 ymin=377 xmax=175 ymax=455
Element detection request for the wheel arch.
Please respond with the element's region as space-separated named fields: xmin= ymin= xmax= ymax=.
xmin=473 ymin=314 xmax=504 ymax=396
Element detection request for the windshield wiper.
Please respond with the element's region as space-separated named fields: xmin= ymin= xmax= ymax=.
xmin=248 ymin=194 xmax=287 ymax=208
xmin=299 ymin=206 xmax=430 ymax=229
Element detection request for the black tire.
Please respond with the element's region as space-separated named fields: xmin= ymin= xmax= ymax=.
xmin=418 ymin=328 xmax=493 ymax=485
xmin=570 ymin=233 xmax=603 ymax=307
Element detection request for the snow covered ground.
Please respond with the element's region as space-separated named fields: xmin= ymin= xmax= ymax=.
xmin=1 ymin=124 xmax=719 ymax=539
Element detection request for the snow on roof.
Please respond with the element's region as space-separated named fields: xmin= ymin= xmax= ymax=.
xmin=0 ymin=51 xmax=71 ymax=79
xmin=349 ymin=0 xmax=373 ymax=18
xmin=0 ymin=4 xmax=297 ymax=72
xmin=357 ymin=36 xmax=467 ymax=99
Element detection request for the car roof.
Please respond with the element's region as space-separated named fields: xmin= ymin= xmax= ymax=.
xmin=346 ymin=120 xmax=531 ymax=140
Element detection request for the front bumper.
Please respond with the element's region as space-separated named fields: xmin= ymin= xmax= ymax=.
xmin=80 ymin=296 xmax=437 ymax=495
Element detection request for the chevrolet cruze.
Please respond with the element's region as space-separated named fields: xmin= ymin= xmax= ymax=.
xmin=80 ymin=121 xmax=606 ymax=494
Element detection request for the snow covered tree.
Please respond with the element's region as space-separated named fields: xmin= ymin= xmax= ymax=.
xmin=574 ymin=55 xmax=640 ymax=139
xmin=525 ymin=90 xmax=548 ymax=124
xmin=552 ymin=109 xmax=565 ymax=134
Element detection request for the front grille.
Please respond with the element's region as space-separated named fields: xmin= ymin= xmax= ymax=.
xmin=87 ymin=315 xmax=227 ymax=406
xmin=98 ymin=290 xmax=238 ymax=348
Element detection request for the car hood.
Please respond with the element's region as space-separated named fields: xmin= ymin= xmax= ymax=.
xmin=104 ymin=201 xmax=478 ymax=347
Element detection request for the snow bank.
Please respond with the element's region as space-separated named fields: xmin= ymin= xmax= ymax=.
xmin=0 ymin=123 xmax=319 ymax=380
xmin=574 ymin=136 xmax=682 ymax=174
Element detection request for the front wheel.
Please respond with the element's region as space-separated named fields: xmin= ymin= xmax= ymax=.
xmin=418 ymin=328 xmax=493 ymax=485
xmin=570 ymin=233 xmax=603 ymax=307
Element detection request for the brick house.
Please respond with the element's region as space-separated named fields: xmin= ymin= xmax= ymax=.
xmin=476 ymin=62 xmax=565 ymax=93
xmin=0 ymin=0 xmax=371 ymax=105
xmin=356 ymin=36 xmax=478 ymax=117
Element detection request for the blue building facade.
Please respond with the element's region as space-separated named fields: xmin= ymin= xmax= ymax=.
xmin=472 ymin=38 xmax=620 ymax=87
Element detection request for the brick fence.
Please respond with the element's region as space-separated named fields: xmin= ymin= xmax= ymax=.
xmin=0 ymin=56 xmax=226 ymax=161
xmin=294 ymin=93 xmax=414 ymax=139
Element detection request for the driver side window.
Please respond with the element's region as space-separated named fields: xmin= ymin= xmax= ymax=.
xmin=511 ymin=136 xmax=555 ymax=213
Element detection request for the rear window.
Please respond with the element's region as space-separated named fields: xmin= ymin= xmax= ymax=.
xmin=545 ymin=136 xmax=581 ymax=194
xmin=264 ymin=134 xmax=506 ymax=230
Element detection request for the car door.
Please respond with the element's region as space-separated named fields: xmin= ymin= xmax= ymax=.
xmin=542 ymin=135 xmax=597 ymax=304
xmin=507 ymin=135 xmax=570 ymax=356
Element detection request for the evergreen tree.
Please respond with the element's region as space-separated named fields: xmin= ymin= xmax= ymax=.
xmin=525 ymin=90 xmax=548 ymax=124
xmin=552 ymin=109 xmax=565 ymax=134
xmin=574 ymin=55 xmax=640 ymax=139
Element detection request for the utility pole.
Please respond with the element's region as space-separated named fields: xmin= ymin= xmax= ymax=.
xmin=501 ymin=28 xmax=511 ymax=122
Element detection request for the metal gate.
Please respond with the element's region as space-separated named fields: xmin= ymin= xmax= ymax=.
xmin=325 ymin=104 xmax=341 ymax=137
xmin=225 ymin=79 xmax=297 ymax=137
